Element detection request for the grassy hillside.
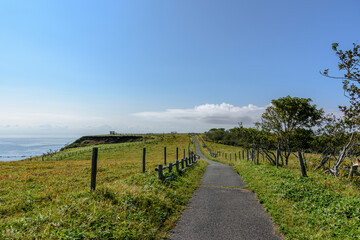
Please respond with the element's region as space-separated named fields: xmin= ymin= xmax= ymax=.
xmin=197 ymin=135 xmax=360 ymax=239
xmin=0 ymin=134 xmax=206 ymax=239
xmin=61 ymin=134 xmax=145 ymax=150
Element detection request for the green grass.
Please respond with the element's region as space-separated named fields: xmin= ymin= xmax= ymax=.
xmin=0 ymin=134 xmax=205 ymax=239
xmin=197 ymin=135 xmax=360 ymax=239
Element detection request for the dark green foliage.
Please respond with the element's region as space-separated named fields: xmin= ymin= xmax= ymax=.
xmin=205 ymin=126 xmax=276 ymax=150
xmin=204 ymin=128 xmax=226 ymax=143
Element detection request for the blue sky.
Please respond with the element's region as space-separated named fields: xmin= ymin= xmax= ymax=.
xmin=0 ymin=0 xmax=359 ymax=137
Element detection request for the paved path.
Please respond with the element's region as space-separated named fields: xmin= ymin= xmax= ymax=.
xmin=169 ymin=139 xmax=282 ymax=240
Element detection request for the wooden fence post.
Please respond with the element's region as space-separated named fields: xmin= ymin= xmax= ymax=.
xmin=90 ymin=147 xmax=98 ymax=191
xmin=164 ymin=147 xmax=167 ymax=165
xmin=298 ymin=151 xmax=307 ymax=177
xmin=181 ymin=159 xmax=185 ymax=169
xmin=142 ymin=148 xmax=146 ymax=173
xmin=176 ymin=160 xmax=179 ymax=171
xmin=176 ymin=147 xmax=178 ymax=161
xmin=158 ymin=164 xmax=163 ymax=180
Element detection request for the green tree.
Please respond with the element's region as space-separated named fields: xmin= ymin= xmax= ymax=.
xmin=204 ymin=128 xmax=226 ymax=143
xmin=322 ymin=42 xmax=360 ymax=176
xmin=259 ymin=96 xmax=324 ymax=176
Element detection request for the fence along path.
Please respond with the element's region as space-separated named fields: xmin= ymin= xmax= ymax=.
xmin=169 ymin=138 xmax=282 ymax=240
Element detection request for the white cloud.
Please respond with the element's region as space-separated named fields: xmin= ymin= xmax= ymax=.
xmin=133 ymin=103 xmax=266 ymax=126
xmin=0 ymin=102 xmax=267 ymax=137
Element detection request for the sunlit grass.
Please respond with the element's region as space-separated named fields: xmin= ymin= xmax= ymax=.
xmin=0 ymin=134 xmax=203 ymax=239
xmin=197 ymin=135 xmax=360 ymax=239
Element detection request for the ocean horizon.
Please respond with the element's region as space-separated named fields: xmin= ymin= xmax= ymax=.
xmin=0 ymin=137 xmax=77 ymax=162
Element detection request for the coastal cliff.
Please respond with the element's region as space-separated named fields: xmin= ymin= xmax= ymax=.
xmin=62 ymin=135 xmax=144 ymax=150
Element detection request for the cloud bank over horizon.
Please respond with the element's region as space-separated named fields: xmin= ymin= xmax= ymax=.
xmin=133 ymin=103 xmax=266 ymax=126
xmin=0 ymin=101 xmax=345 ymax=137
xmin=0 ymin=102 xmax=267 ymax=137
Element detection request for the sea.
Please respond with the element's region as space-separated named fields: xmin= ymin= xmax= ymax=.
xmin=0 ymin=138 xmax=76 ymax=162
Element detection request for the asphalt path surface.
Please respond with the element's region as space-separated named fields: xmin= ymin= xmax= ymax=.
xmin=169 ymin=138 xmax=282 ymax=240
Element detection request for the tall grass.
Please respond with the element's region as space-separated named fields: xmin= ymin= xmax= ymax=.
xmin=197 ymin=136 xmax=360 ymax=239
xmin=0 ymin=134 xmax=204 ymax=239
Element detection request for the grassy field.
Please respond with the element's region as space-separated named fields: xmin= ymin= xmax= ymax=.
xmin=197 ymin=135 xmax=360 ymax=239
xmin=0 ymin=134 xmax=206 ymax=239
